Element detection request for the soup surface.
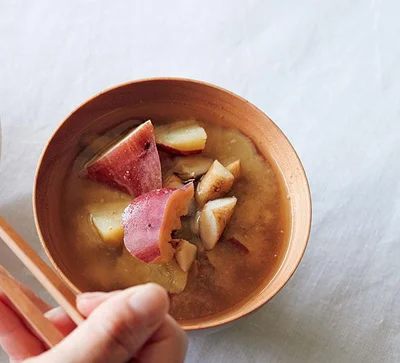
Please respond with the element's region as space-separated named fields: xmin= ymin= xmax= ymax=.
xmin=60 ymin=120 xmax=289 ymax=320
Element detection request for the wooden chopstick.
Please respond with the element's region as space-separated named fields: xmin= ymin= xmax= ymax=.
xmin=0 ymin=216 xmax=84 ymax=325
xmin=0 ymin=266 xmax=64 ymax=347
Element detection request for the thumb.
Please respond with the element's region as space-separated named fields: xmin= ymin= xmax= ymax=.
xmin=43 ymin=283 xmax=169 ymax=363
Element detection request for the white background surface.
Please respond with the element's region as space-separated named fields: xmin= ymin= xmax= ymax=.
xmin=1 ymin=1 xmax=399 ymax=362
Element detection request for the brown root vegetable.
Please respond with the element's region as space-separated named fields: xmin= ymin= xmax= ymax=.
xmin=171 ymin=156 xmax=213 ymax=180
xmin=173 ymin=239 xmax=197 ymax=272
xmin=195 ymin=160 xmax=234 ymax=206
xmin=190 ymin=211 xmax=201 ymax=236
xmin=225 ymin=160 xmax=241 ymax=180
xmin=199 ymin=197 xmax=237 ymax=250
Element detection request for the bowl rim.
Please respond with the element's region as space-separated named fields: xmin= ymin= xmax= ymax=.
xmin=33 ymin=77 xmax=312 ymax=330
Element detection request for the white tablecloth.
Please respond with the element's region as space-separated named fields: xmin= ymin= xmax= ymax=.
xmin=1 ymin=1 xmax=399 ymax=362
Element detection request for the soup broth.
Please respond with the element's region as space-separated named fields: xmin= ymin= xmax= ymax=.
xmin=60 ymin=120 xmax=289 ymax=321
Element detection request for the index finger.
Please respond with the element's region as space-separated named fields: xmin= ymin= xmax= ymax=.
xmin=0 ymin=299 xmax=45 ymax=362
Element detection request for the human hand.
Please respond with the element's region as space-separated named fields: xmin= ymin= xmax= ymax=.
xmin=0 ymin=283 xmax=188 ymax=363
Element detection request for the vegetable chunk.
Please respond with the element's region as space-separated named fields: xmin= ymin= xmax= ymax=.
xmin=173 ymin=239 xmax=197 ymax=272
xmin=155 ymin=120 xmax=207 ymax=155
xmin=122 ymin=183 xmax=194 ymax=264
xmin=85 ymin=120 xmax=162 ymax=197
xmin=88 ymin=201 xmax=130 ymax=246
xmin=195 ymin=160 xmax=234 ymax=206
xmin=199 ymin=197 xmax=237 ymax=250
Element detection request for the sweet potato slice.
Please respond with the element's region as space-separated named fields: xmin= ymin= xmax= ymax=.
xmin=155 ymin=120 xmax=207 ymax=155
xmin=85 ymin=120 xmax=162 ymax=197
xmin=122 ymin=183 xmax=194 ymax=264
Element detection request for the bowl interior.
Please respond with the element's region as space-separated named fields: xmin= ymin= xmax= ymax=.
xmin=34 ymin=79 xmax=311 ymax=330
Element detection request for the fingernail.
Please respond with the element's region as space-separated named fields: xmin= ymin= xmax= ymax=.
xmin=44 ymin=307 xmax=65 ymax=319
xmin=129 ymin=284 xmax=168 ymax=326
xmin=77 ymin=292 xmax=108 ymax=302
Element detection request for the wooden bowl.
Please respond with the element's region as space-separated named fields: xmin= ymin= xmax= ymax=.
xmin=34 ymin=78 xmax=311 ymax=330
